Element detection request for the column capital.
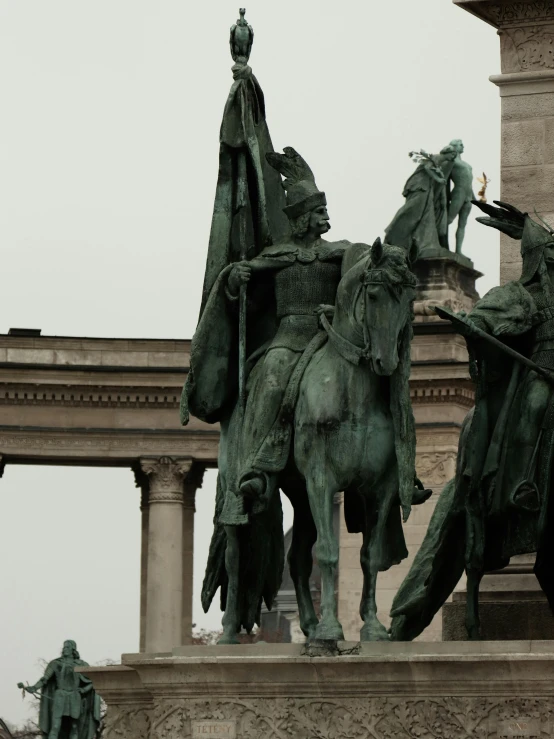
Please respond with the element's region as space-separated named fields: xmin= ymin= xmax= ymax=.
xmin=183 ymin=463 xmax=206 ymax=511
xmin=139 ymin=456 xmax=193 ymax=504
xmin=132 ymin=464 xmax=150 ymax=510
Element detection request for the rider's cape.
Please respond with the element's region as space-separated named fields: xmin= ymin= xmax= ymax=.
xmin=391 ymin=279 xmax=554 ymax=639
xmin=181 ymin=69 xmax=288 ymax=426
xmin=180 ymin=65 xmax=289 ymax=632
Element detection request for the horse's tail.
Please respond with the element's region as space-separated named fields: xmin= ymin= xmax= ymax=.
xmin=390 ymin=320 xmax=416 ymax=522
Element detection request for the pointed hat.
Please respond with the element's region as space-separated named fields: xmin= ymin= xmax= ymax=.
xmin=266 ymin=147 xmax=326 ymax=220
xmin=521 ymin=214 xmax=554 ymax=284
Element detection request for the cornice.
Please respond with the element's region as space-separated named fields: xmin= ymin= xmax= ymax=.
xmin=0 ymin=426 xmax=219 ymax=464
xmin=455 ymin=0 xmax=554 ymax=28
xmin=410 ymin=379 xmax=475 ymax=408
xmin=0 ymin=385 xmax=182 ymax=409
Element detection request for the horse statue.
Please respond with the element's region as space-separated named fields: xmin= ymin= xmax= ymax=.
xmin=217 ymin=239 xmax=419 ymax=643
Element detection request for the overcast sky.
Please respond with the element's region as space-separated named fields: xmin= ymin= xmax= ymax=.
xmin=0 ymin=0 xmax=501 ymax=727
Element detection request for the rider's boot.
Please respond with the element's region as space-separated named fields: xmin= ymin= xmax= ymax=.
xmin=238 ymin=473 xmax=265 ymax=500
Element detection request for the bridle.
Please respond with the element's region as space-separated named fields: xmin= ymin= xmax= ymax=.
xmin=320 ymin=264 xmax=415 ymax=366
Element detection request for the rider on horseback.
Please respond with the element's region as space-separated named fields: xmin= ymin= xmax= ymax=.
xmin=221 ymin=147 xmax=360 ymax=517
xmin=183 ymin=147 xmax=370 ymax=637
xmin=390 ymin=201 xmax=554 ymax=640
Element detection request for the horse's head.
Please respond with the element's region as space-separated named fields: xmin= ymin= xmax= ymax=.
xmin=356 ymin=239 xmax=417 ymax=376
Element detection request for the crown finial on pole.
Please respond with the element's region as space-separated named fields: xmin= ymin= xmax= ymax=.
xmin=230 ymin=7 xmax=254 ymax=64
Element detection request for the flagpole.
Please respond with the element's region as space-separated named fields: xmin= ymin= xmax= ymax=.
xmin=237 ymin=150 xmax=248 ymax=411
xmin=229 ymin=8 xmax=255 ymax=411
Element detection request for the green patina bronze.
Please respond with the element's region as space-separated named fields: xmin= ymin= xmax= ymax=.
xmin=385 ymin=140 xmax=474 ymax=257
xmin=181 ymin=10 xmax=425 ymax=645
xmin=390 ymin=200 xmax=554 ymax=641
xmin=17 ymin=640 xmax=101 ymax=739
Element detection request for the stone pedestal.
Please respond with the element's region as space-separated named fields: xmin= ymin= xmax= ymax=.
xmin=84 ymin=642 xmax=554 ymax=739
xmin=456 ymin=0 xmax=554 ymax=285
xmin=338 ymin=254 xmax=479 ymax=641
xmin=412 ymin=252 xmax=481 ymax=321
xmin=443 ymin=555 xmax=554 ymax=640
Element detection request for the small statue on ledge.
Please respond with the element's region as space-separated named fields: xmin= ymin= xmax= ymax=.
xmin=17 ymin=640 xmax=101 ymax=739
xmin=385 ymin=139 xmax=474 ymax=258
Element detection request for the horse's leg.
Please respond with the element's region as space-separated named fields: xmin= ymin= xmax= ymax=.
xmin=283 ymin=482 xmax=318 ymax=640
xmin=218 ymin=525 xmax=241 ymax=645
xmin=465 ymin=515 xmax=485 ymax=640
xmin=359 ymin=481 xmax=394 ymax=642
xmin=305 ymin=472 xmax=344 ymax=641
xmin=465 ymin=493 xmax=485 ymax=640
xmin=465 ymin=566 xmax=484 ymax=640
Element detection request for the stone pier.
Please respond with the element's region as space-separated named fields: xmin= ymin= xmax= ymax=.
xmin=456 ymin=0 xmax=554 ymax=284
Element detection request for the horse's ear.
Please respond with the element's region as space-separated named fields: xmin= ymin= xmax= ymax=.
xmin=408 ymin=238 xmax=419 ymax=267
xmin=371 ymin=237 xmax=383 ymax=266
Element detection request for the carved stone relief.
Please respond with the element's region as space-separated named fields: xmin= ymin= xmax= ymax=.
xmin=416 ymin=451 xmax=457 ymax=487
xmin=501 ymin=24 xmax=554 ymax=71
xmin=496 ymin=2 xmax=554 ymax=25
xmin=141 ymin=697 xmax=552 ymax=739
xmin=104 ymin=705 xmax=151 ymax=739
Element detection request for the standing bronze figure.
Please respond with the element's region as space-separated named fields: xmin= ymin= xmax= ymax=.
xmin=17 ymin=640 xmax=101 ymax=739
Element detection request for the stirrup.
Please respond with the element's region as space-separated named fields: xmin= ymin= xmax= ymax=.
xmin=238 ymin=472 xmax=266 ymax=500
xmin=510 ymin=480 xmax=540 ymax=512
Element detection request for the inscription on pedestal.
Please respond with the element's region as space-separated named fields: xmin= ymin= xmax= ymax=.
xmin=497 ymin=717 xmax=540 ymax=738
xmin=191 ymin=721 xmax=236 ymax=737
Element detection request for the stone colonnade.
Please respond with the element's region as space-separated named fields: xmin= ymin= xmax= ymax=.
xmin=134 ymin=457 xmax=205 ymax=654
xmin=0 ymin=334 xmax=217 ymax=653
xmin=456 ymin=0 xmax=554 ymax=284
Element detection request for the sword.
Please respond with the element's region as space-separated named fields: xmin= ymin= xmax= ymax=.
xmin=434 ymin=305 xmax=554 ymax=387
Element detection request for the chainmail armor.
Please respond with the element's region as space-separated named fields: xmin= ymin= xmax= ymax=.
xmin=275 ymin=259 xmax=341 ymax=318
xmin=527 ymin=282 xmax=554 ymax=368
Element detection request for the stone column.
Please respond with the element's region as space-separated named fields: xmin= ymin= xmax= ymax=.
xmin=133 ymin=467 xmax=150 ymax=653
xmin=140 ymin=456 xmax=192 ymax=653
xmin=456 ymin=0 xmax=554 ymax=284
xmin=181 ymin=464 xmax=205 ymax=645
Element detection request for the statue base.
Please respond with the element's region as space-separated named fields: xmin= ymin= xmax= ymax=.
xmin=83 ymin=642 xmax=554 ymax=738
xmin=443 ymin=556 xmax=554 ymax=641
xmin=413 ymin=251 xmax=482 ymax=324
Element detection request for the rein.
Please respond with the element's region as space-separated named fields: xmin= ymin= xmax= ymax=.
xmin=320 ymin=266 xmax=415 ymax=367
xmin=319 ymin=312 xmax=370 ymax=365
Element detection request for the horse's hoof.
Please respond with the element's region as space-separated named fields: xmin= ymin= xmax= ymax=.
xmin=388 ymin=616 xmax=408 ymax=642
xmin=361 ymin=620 xmax=390 ymax=642
xmin=314 ymin=620 xmax=344 ymax=642
xmin=301 ymin=621 xmax=319 ymax=642
xmin=217 ymin=632 xmax=240 ymax=645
